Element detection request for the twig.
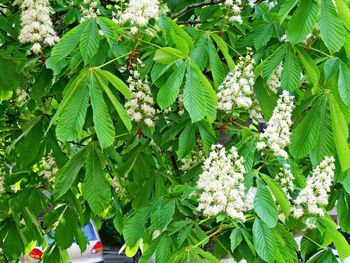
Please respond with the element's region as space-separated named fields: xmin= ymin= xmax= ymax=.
xmin=177 ymin=20 xmax=202 ymax=26
xmin=171 ymin=0 xmax=225 ymax=19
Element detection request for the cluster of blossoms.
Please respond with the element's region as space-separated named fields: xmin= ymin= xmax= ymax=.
xmin=257 ymin=91 xmax=295 ymax=159
xmin=15 ymin=89 xmax=29 ymax=106
xmin=217 ymin=48 xmax=260 ymax=118
xmin=196 ymin=145 xmax=254 ymax=221
xmin=268 ymin=64 xmax=282 ymax=94
xmin=225 ymin=0 xmax=244 ymax=24
xmin=0 ymin=168 xmax=4 ymax=194
xmin=292 ymin=156 xmax=335 ymax=219
xmin=179 ymin=145 xmax=205 ymax=171
xmin=125 ymin=70 xmax=156 ymax=128
xmin=275 ymin=163 xmax=295 ymax=199
xmin=19 ymin=0 xmax=59 ymax=54
xmin=112 ymin=177 xmax=127 ymax=198
xmin=80 ymin=0 xmax=100 ymax=22
xmin=117 ymin=0 xmax=160 ymax=30
xmin=37 ymin=152 xmax=58 ymax=180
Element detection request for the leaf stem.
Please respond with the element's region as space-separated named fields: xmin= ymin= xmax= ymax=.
xmin=95 ymin=53 xmax=130 ymax=69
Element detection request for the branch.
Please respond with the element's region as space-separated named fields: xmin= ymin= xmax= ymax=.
xmin=170 ymin=0 xmax=225 ymax=19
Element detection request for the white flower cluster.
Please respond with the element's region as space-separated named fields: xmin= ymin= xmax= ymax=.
xmin=118 ymin=0 xmax=160 ymax=27
xmin=179 ymin=146 xmax=205 ymax=171
xmin=217 ymin=48 xmax=257 ymax=117
xmin=80 ymin=0 xmax=100 ymax=22
xmin=125 ymin=70 xmax=156 ymax=128
xmin=15 ymin=89 xmax=29 ymax=106
xmin=19 ymin=0 xmax=59 ymax=54
xmin=39 ymin=152 xmax=58 ymax=180
xmin=275 ymin=164 xmax=295 ymax=199
xmin=112 ymin=177 xmax=126 ymax=198
xmin=225 ymin=0 xmax=244 ymax=24
xmin=196 ymin=145 xmax=254 ymax=221
xmin=0 ymin=173 xmax=4 ymax=195
xmin=268 ymin=64 xmax=282 ymax=94
xmin=292 ymin=156 xmax=335 ymax=218
xmin=257 ymin=91 xmax=295 ymax=159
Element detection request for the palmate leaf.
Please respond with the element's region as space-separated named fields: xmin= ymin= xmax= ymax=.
xmin=155 ymin=235 xmax=172 ymax=263
xmin=50 ymin=21 xmax=87 ymax=63
xmin=252 ymin=218 xmax=276 ymax=262
xmin=88 ymin=72 xmax=115 ymax=149
xmin=287 ymin=0 xmax=319 ymax=44
xmin=123 ymin=206 xmax=150 ymax=247
xmin=278 ymin=0 xmax=298 ymax=23
xmin=177 ymin=122 xmax=196 ymax=159
xmin=281 ymin=45 xmax=301 ymax=91
xmin=80 ymin=20 xmax=100 ymax=64
xmin=262 ymin=44 xmax=288 ymax=79
xmin=253 ymin=24 xmax=273 ymax=50
xmin=207 ymin=37 xmax=225 ymax=88
xmin=189 ymin=35 xmax=209 ymax=71
xmin=290 ymin=96 xmax=326 ymax=159
xmin=97 ymin=17 xmax=120 ymax=47
xmin=56 ymin=78 xmax=89 ymax=142
xmin=157 ymin=61 xmax=188 ymax=109
xmin=211 ymin=34 xmax=235 ymax=70
xmin=319 ymin=0 xmax=346 ymax=53
xmin=82 ymin=143 xmax=111 ymax=214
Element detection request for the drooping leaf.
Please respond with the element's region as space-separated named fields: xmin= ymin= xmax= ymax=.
xmin=96 ymin=69 xmax=131 ymax=99
xmin=157 ymin=61 xmax=187 ymax=109
xmin=295 ymin=46 xmax=320 ymax=88
xmin=254 ymin=178 xmax=278 ymax=228
xmin=154 ymin=47 xmax=187 ymax=64
xmin=319 ymin=0 xmax=346 ymax=53
xmin=207 ymin=37 xmax=225 ymax=88
xmin=281 ymin=45 xmax=301 ymax=91
xmin=287 ymin=0 xmax=319 ymax=44
xmin=177 ymin=122 xmax=196 ymax=159
xmin=262 ymin=44 xmax=288 ymax=79
xmin=51 ymin=22 xmax=87 ymax=63
xmin=338 ymin=62 xmax=350 ymax=106
xmin=80 ymin=20 xmax=100 ymax=64
xmin=88 ymin=72 xmax=115 ymax=148
xmin=230 ymin=228 xmax=242 ymax=252
xmin=211 ymin=34 xmax=234 ymax=70
xmin=82 ymin=143 xmax=111 ymax=214
xmin=252 ymin=218 xmax=276 ymax=262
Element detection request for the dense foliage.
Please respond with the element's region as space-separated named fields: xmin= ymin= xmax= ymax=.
xmin=1 ymin=0 xmax=350 ymax=262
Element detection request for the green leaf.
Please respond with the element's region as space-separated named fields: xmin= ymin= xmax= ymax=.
xmin=254 ymin=178 xmax=278 ymax=228
xmin=82 ymin=144 xmax=111 ymax=214
xmin=230 ymin=228 xmax=242 ymax=252
xmin=207 ymin=37 xmax=225 ymax=88
xmin=319 ymin=0 xmax=346 ymax=53
xmin=157 ymin=61 xmax=187 ymax=109
xmin=42 ymin=244 xmax=69 ymax=263
xmin=253 ymin=24 xmax=273 ymax=50
xmin=329 ymin=95 xmax=350 ymax=172
xmin=88 ymin=72 xmax=115 ymax=148
xmin=287 ymin=0 xmax=319 ymax=44
xmin=290 ymin=96 xmax=326 ymax=158
xmin=154 ymin=47 xmax=186 ymax=64
xmin=262 ymin=44 xmax=288 ymax=79
xmin=337 ymin=191 xmax=350 ymax=232
xmin=55 ymin=208 xmax=75 ymax=249
xmin=318 ymin=216 xmax=350 ymax=261
xmin=53 ymin=147 xmax=87 ymax=200
xmin=97 ymin=17 xmax=119 ymax=47
xmin=189 ymin=35 xmax=209 ymax=71
xmin=334 ymin=0 xmax=350 ymax=31
xmin=2 ymin=220 xmax=25 ymax=260
xmin=56 ymin=78 xmax=89 ymax=142
xmin=198 ymin=122 xmax=217 ymax=155
xmin=80 ymin=20 xmax=100 ymax=64
xmin=156 ymin=236 xmax=172 ymax=263
xmin=183 ymin=63 xmax=207 ymax=122
xmin=123 ymin=206 xmax=150 ymax=247
xmin=151 ymin=199 xmax=176 ymax=231
xmin=177 ymin=224 xmax=192 ymax=246
xmin=177 ymin=123 xmax=196 ymax=159
xmin=281 ymin=45 xmax=301 ymax=91
xmin=324 ymin=57 xmax=340 ymax=80
xmin=94 ymin=71 xmax=132 ymax=132
xmin=97 ymin=69 xmax=131 ymax=99
xmin=51 ymin=22 xmax=87 ymax=63
xmin=261 ymin=173 xmax=290 ymax=217
xmin=252 ymin=218 xmax=276 ymax=262
xmin=295 ymin=47 xmax=320 ymax=88
xmin=338 ymin=62 xmax=350 ymax=106
xmin=211 ymin=34 xmax=234 ymax=70
xmin=278 ymin=0 xmax=298 ymax=23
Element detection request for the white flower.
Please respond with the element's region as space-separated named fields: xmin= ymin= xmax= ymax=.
xmin=258 ymin=91 xmax=295 ymax=159
xmin=217 ymin=48 xmax=261 ymax=119
xmin=275 ymin=163 xmax=295 ymax=199
xmin=37 ymin=152 xmax=58 ymax=180
xmin=196 ymin=145 xmax=251 ymax=221
xmin=80 ymin=0 xmax=100 ymax=22
xmin=125 ymin=71 xmax=157 ymax=128
xmin=0 ymin=175 xmax=4 ymax=194
xmin=292 ymin=156 xmax=335 ymax=218
xmin=19 ymin=0 xmax=59 ymax=53
xmin=268 ymin=64 xmax=283 ymax=94
xmin=225 ymin=0 xmax=244 ymax=24
xmin=119 ymin=0 xmax=160 ymax=27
